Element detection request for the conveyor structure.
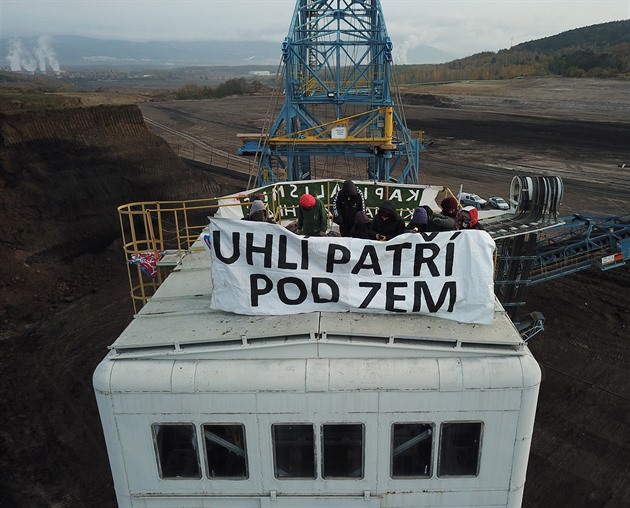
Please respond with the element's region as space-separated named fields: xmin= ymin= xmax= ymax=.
xmin=484 ymin=176 xmax=629 ymax=322
xmin=530 ymin=213 xmax=630 ymax=283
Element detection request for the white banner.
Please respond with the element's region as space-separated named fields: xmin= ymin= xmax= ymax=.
xmin=203 ymin=219 xmax=496 ymax=324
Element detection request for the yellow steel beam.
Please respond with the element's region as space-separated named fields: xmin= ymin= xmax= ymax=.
xmin=268 ymin=106 xmax=395 ymax=145
xmin=267 ymin=136 xmax=393 ymax=146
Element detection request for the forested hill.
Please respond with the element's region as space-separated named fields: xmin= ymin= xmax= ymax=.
xmin=394 ymin=20 xmax=630 ymax=83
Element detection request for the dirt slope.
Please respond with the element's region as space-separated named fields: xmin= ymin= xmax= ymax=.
xmin=0 ymin=104 xmax=242 ymax=507
xmin=0 ymin=105 xmax=234 ymax=331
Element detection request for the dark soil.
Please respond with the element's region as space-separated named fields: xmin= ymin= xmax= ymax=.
xmin=0 ymin=104 xmax=243 ymax=507
xmin=1 ymin=77 xmax=629 ymax=507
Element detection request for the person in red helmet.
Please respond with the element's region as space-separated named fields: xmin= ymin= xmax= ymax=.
xmin=297 ymin=193 xmax=328 ymax=236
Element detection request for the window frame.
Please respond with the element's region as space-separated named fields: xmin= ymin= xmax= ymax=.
xmin=151 ymin=422 xmax=202 ymax=480
xmin=271 ymin=423 xmax=317 ymax=480
xmin=437 ymin=421 xmax=484 ymax=478
xmin=390 ymin=422 xmax=434 ymax=479
xmin=321 ymin=422 xmax=365 ymax=480
xmin=201 ymin=422 xmax=249 ymax=480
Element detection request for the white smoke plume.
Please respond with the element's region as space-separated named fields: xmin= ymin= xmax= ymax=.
xmin=394 ymin=34 xmax=421 ymax=65
xmin=6 ymin=36 xmax=61 ymax=73
xmin=34 ymin=36 xmax=61 ymax=73
xmin=7 ymin=39 xmax=37 ymax=71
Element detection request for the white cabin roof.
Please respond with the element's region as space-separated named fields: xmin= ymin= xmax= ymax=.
xmin=109 ymin=246 xmax=526 ymax=360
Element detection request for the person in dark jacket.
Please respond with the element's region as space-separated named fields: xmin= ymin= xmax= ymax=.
xmin=429 ymin=196 xmax=458 ymax=231
xmin=351 ymin=210 xmax=371 ymax=239
xmin=421 ymin=205 xmax=434 ymax=222
xmin=369 ymin=200 xmax=405 ymax=241
xmin=406 ymin=206 xmax=429 ymax=233
xmin=457 ymin=205 xmax=484 ymax=230
xmin=440 ymin=196 xmax=459 ymax=218
xmin=333 ymin=180 xmax=365 ymax=237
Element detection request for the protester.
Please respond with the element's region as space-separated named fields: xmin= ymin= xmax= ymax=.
xmin=440 ymin=196 xmax=459 ymax=218
xmin=333 ymin=179 xmax=365 ymax=237
xmin=406 ymin=206 xmax=429 ymax=233
xmin=369 ymin=200 xmax=405 ymax=241
xmin=243 ymin=199 xmax=274 ymax=223
xmin=429 ymin=196 xmax=458 ymax=231
xmin=297 ymin=193 xmax=328 ymax=236
xmin=457 ymin=205 xmax=484 ymax=230
xmin=351 ymin=210 xmax=371 ymax=239
xmin=421 ymin=205 xmax=434 ymax=222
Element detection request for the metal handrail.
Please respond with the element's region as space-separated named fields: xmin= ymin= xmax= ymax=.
xmin=118 ymin=198 xmax=223 ymax=313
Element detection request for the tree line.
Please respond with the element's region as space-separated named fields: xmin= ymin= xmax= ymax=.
xmin=175 ymin=77 xmax=265 ymax=100
xmin=393 ymin=20 xmax=629 ymax=83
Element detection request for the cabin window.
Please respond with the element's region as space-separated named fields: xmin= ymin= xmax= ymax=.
xmin=438 ymin=421 xmax=483 ymax=477
xmin=272 ymin=424 xmax=316 ymax=479
xmin=152 ymin=423 xmax=201 ymax=479
xmin=322 ymin=423 xmax=364 ymax=479
xmin=202 ymin=424 xmax=248 ymax=479
xmin=391 ymin=423 xmax=433 ymax=478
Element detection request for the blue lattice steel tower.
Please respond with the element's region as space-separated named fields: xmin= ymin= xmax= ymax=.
xmin=239 ymin=0 xmax=423 ymax=187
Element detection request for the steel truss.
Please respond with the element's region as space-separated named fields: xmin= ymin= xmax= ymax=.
xmin=239 ymin=0 xmax=422 ymax=187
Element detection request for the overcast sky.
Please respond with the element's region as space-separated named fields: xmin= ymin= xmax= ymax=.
xmin=2 ymin=0 xmax=629 ymax=57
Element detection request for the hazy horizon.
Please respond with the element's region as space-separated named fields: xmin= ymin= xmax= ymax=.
xmin=2 ymin=1 xmax=628 ymax=72
xmin=3 ymin=1 xmax=627 ymax=55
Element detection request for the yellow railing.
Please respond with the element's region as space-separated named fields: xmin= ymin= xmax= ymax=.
xmin=118 ymin=192 xmax=304 ymax=312
xmin=119 ymin=198 xmax=225 ymax=313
